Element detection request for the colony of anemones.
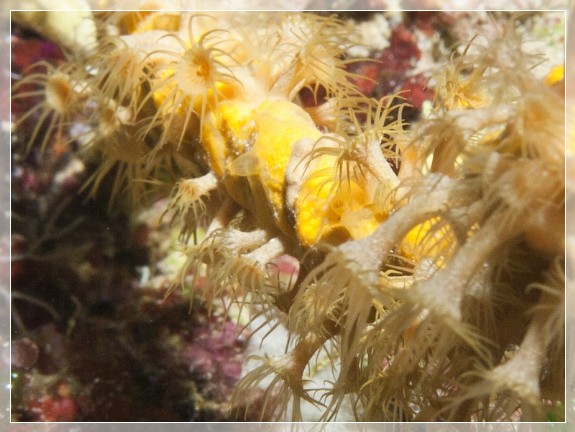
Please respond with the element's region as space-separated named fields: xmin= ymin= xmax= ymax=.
xmin=12 ymin=11 xmax=565 ymax=422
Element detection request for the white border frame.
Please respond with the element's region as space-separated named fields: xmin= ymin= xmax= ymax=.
xmin=1 ymin=1 xmax=572 ymax=431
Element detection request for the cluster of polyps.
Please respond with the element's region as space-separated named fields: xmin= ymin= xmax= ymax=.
xmin=13 ymin=11 xmax=565 ymax=422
